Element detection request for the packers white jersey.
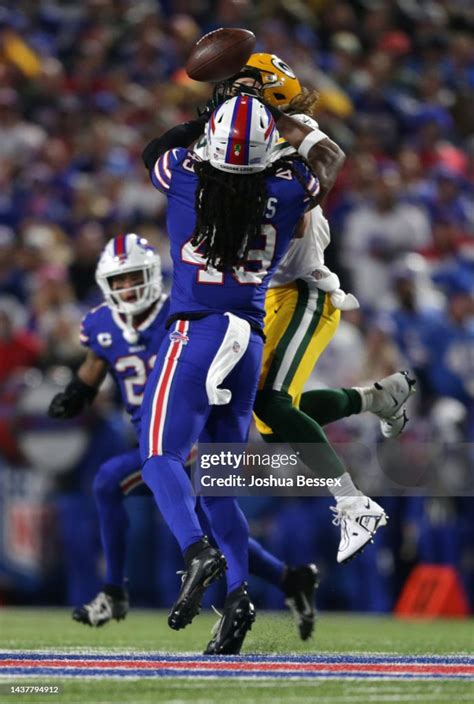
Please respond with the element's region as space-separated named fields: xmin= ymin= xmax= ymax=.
xmin=268 ymin=113 xmax=331 ymax=288
xmin=269 ymin=205 xmax=330 ymax=287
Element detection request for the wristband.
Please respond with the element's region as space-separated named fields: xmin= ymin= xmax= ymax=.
xmin=66 ymin=376 xmax=98 ymax=404
xmin=297 ymin=129 xmax=327 ymax=159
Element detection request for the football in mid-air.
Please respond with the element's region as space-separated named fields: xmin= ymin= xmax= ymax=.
xmin=185 ymin=27 xmax=256 ymax=82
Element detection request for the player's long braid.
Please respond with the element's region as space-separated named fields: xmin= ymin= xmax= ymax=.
xmin=193 ymin=155 xmax=316 ymax=272
xmin=193 ymin=161 xmax=267 ymax=271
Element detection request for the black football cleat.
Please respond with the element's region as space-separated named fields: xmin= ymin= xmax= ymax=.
xmin=168 ymin=538 xmax=227 ymax=631
xmin=204 ymin=583 xmax=256 ymax=655
xmin=282 ymin=563 xmax=320 ymax=640
xmin=72 ymin=584 xmax=129 ymax=627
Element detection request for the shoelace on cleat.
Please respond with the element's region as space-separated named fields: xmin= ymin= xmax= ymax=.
xmin=83 ymin=593 xmax=113 ymax=624
xmin=386 ymin=407 xmax=407 ymax=421
xmin=210 ymin=605 xmax=223 ymax=637
xmin=386 ymin=408 xmax=408 ymax=426
xmin=87 ymin=593 xmax=109 ymax=610
xmin=176 ymin=570 xmax=187 ymax=584
xmin=330 ymin=505 xmax=347 ymax=526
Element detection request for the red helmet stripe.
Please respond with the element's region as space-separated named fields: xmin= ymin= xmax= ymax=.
xmin=225 ymin=96 xmax=251 ymax=166
xmin=114 ymin=235 xmax=127 ymax=258
xmin=264 ymin=113 xmax=275 ymax=140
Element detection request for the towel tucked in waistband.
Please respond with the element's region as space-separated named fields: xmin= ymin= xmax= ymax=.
xmin=205 ymin=312 xmax=251 ymax=405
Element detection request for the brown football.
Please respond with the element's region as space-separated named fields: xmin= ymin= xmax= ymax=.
xmin=185 ymin=27 xmax=256 ymax=82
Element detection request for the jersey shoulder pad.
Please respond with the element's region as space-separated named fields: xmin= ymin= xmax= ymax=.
xmin=150 ymin=147 xmax=192 ymax=193
xmin=79 ymin=303 xmax=111 ymax=348
xmin=291 ymin=159 xmax=320 ymax=201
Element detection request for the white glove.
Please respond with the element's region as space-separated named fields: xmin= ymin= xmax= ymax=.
xmin=311 ymin=266 xmax=360 ymax=311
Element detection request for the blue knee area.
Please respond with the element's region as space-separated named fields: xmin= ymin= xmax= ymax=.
xmin=142 ymin=455 xmax=203 ymax=553
xmin=142 ymin=454 xmax=165 ymax=482
xmin=141 ymin=455 xmax=171 ymax=491
xmin=93 ymin=457 xmax=124 ymax=502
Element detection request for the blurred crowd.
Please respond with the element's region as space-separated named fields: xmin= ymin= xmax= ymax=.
xmin=0 ymin=0 xmax=473 ymax=611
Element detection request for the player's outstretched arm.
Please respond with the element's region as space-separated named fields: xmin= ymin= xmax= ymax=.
xmin=48 ymin=350 xmax=107 ymax=419
xmin=142 ymin=115 xmax=208 ymax=170
xmin=267 ymin=107 xmax=345 ymax=202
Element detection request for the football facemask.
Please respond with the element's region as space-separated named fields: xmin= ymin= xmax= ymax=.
xmin=96 ymin=234 xmax=163 ymax=315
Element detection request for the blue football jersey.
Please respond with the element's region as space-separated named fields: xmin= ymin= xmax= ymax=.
xmin=80 ymin=298 xmax=170 ymax=433
xmin=150 ymin=147 xmax=319 ymax=327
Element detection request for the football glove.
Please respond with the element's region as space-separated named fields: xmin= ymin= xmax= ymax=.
xmin=197 ymin=97 xmax=218 ymax=119
xmin=48 ymin=377 xmax=97 ymax=419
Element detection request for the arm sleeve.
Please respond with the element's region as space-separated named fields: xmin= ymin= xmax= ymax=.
xmin=142 ymin=118 xmax=207 ymax=170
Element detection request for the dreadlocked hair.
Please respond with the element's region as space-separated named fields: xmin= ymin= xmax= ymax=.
xmin=193 ymin=160 xmax=267 ymax=272
xmin=193 ymin=155 xmax=317 ymax=272
xmin=288 ymin=87 xmax=319 ymax=117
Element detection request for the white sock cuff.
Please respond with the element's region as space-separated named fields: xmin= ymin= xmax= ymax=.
xmin=353 ymin=386 xmax=371 ymax=412
xmin=330 ymin=472 xmax=359 ymax=499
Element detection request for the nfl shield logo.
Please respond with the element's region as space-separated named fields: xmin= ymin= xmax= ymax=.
xmin=232 ymin=340 xmax=241 ymax=353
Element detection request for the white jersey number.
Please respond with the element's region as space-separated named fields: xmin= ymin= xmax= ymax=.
xmin=181 ymin=224 xmax=276 ymax=286
xmin=115 ymin=354 xmax=156 ymax=406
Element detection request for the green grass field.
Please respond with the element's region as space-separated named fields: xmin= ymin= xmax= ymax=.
xmin=0 ymin=609 xmax=473 ymax=704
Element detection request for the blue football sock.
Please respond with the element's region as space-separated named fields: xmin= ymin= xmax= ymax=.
xmin=200 ymin=496 xmax=249 ymax=594
xmin=248 ymin=537 xmax=285 ymax=586
xmin=93 ymin=470 xmax=129 ymax=588
xmin=196 ymin=499 xmax=284 ymax=587
xmin=142 ymin=455 xmax=204 ymax=553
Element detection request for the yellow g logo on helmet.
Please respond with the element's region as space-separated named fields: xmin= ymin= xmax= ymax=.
xmin=246 ymin=53 xmax=302 ymax=108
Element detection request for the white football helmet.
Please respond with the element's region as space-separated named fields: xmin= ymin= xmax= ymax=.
xmin=96 ymin=234 xmax=162 ymax=315
xmin=206 ymin=95 xmax=277 ymax=174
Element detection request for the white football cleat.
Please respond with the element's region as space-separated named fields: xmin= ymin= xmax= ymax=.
xmin=370 ymin=371 xmax=416 ymax=438
xmin=372 ymin=370 xmax=416 ymax=417
xmin=331 ymin=494 xmax=388 ymax=564
xmin=380 ymin=406 xmax=409 ymax=438
xmin=72 ymin=588 xmax=129 ymax=626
